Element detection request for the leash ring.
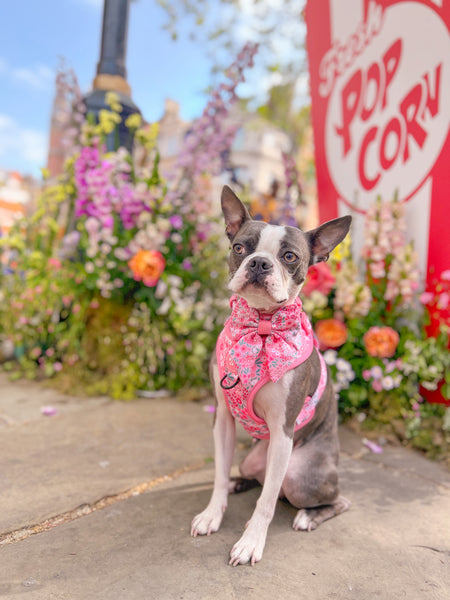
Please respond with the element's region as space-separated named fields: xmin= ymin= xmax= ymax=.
xmin=220 ymin=374 xmax=240 ymax=390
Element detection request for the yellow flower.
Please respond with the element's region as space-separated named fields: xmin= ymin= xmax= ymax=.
xmin=97 ymin=109 xmax=121 ymax=135
xmin=105 ymin=91 xmax=122 ymax=113
xmin=331 ymin=233 xmax=351 ymax=263
xmin=136 ymin=122 xmax=159 ymax=150
xmin=125 ymin=113 xmax=142 ymax=130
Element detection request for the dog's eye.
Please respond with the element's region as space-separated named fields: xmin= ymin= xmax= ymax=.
xmin=233 ymin=243 xmax=246 ymax=255
xmin=283 ymin=251 xmax=298 ymax=263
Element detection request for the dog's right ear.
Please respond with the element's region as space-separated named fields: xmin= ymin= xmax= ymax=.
xmin=221 ymin=186 xmax=252 ymax=241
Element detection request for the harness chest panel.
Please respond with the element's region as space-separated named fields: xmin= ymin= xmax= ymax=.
xmin=216 ymin=296 xmax=327 ymax=439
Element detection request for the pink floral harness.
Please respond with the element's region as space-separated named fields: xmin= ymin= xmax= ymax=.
xmin=216 ymin=295 xmax=327 ymax=439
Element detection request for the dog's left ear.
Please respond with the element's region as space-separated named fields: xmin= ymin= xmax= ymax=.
xmin=221 ymin=185 xmax=252 ymax=241
xmin=305 ymin=216 xmax=352 ymax=265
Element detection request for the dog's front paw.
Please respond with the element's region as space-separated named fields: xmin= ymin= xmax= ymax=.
xmin=191 ymin=505 xmax=225 ymax=537
xmin=229 ymin=525 xmax=267 ymax=566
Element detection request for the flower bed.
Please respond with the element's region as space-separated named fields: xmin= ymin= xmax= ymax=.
xmin=0 ymin=45 xmax=258 ymax=398
xmin=302 ymin=196 xmax=450 ymax=461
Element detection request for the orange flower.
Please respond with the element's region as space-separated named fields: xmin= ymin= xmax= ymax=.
xmin=363 ymin=326 xmax=399 ymax=358
xmin=128 ymin=250 xmax=165 ymax=287
xmin=315 ymin=319 xmax=347 ymax=350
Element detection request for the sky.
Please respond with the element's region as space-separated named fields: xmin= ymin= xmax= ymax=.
xmin=0 ymin=0 xmax=307 ymax=179
xmin=0 ymin=0 xmax=219 ymax=178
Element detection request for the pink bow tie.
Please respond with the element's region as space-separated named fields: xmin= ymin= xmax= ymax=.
xmin=226 ymin=296 xmax=314 ymax=388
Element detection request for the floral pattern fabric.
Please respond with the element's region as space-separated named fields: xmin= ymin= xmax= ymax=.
xmin=216 ymin=295 xmax=327 ymax=439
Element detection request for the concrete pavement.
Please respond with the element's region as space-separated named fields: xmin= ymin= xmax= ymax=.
xmin=0 ymin=371 xmax=449 ymax=599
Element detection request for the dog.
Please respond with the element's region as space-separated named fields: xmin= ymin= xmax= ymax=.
xmin=191 ymin=185 xmax=352 ymax=566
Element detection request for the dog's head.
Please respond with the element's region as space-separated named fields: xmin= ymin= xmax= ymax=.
xmin=221 ymin=185 xmax=352 ymax=312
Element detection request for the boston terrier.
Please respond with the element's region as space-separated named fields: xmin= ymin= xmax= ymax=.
xmin=191 ymin=185 xmax=352 ymax=566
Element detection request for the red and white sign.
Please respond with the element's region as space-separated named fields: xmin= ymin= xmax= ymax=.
xmin=305 ymin=0 xmax=450 ymax=280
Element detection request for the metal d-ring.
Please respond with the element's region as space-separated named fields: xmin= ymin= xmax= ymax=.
xmin=220 ymin=373 xmax=240 ymax=390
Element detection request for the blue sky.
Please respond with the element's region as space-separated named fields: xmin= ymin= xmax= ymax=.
xmin=0 ymin=0 xmax=307 ymax=178
xmin=0 ymin=0 xmax=217 ymax=177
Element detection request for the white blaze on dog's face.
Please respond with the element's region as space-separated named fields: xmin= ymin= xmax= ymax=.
xmin=221 ymin=186 xmax=352 ymax=312
xmin=227 ymin=222 xmax=310 ymax=311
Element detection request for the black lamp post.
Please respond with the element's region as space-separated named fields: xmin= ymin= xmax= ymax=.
xmin=84 ymin=0 xmax=141 ymax=151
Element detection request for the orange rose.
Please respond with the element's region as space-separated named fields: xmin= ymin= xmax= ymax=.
xmin=363 ymin=326 xmax=399 ymax=358
xmin=315 ymin=319 xmax=348 ymax=350
xmin=128 ymin=250 xmax=165 ymax=287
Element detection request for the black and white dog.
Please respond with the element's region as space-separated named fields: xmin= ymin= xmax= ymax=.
xmin=191 ymin=186 xmax=352 ymax=566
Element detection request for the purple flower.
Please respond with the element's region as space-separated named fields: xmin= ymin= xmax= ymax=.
xmin=170 ymin=215 xmax=183 ymax=229
xmin=41 ymin=406 xmax=58 ymax=417
xmin=362 ymin=438 xmax=383 ymax=454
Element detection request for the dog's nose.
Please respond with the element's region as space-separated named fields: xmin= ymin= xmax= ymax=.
xmin=249 ymin=256 xmax=273 ymax=274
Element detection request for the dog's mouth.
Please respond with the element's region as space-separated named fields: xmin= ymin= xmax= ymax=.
xmin=239 ymin=281 xmax=288 ymax=310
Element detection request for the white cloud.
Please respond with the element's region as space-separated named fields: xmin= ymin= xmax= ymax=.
xmin=0 ymin=57 xmax=54 ymax=90
xmin=12 ymin=64 xmax=55 ymax=90
xmin=0 ymin=113 xmax=47 ymax=175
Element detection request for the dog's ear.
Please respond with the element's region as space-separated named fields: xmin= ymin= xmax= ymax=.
xmin=305 ymin=216 xmax=352 ymax=265
xmin=221 ymin=185 xmax=252 ymax=241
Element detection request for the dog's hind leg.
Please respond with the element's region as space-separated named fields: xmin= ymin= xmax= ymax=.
xmin=228 ymin=438 xmax=269 ymax=494
xmin=283 ymin=401 xmax=350 ymax=531
xmin=284 ymin=445 xmax=350 ymax=531
xmin=292 ymin=495 xmax=351 ymax=531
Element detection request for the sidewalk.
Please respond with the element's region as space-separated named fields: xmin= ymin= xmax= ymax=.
xmin=0 ymin=371 xmax=449 ymax=600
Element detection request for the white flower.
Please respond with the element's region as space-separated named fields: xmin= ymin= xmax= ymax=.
xmin=323 ymin=349 xmax=337 ymax=365
xmin=155 ymin=279 xmax=168 ymax=299
xmin=114 ymin=247 xmax=130 ymax=261
xmin=336 ymin=358 xmax=351 ymax=372
xmin=336 ymin=372 xmax=349 ymax=385
xmin=382 ymin=376 xmax=395 ymax=390
xmin=370 ymin=365 xmax=383 ymax=379
xmin=157 ymin=297 xmax=171 ymax=316
xmin=85 ymin=262 xmax=95 ymax=274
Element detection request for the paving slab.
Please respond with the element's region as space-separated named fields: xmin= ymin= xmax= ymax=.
xmin=1 ymin=454 xmax=449 ymax=600
xmin=0 ymin=373 xmax=449 ymax=600
xmin=0 ymin=372 xmax=216 ymax=534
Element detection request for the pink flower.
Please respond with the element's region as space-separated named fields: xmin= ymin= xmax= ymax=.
xmin=48 ymin=257 xmax=62 ymax=269
xmin=302 ymin=262 xmax=336 ymax=297
xmin=372 ymin=380 xmax=383 ymax=392
xmin=369 ymin=261 xmax=386 ymax=279
xmin=30 ymin=347 xmax=42 ymax=359
xmin=437 ymin=292 xmax=449 ymax=310
xmin=441 ymin=270 xmax=450 ymax=281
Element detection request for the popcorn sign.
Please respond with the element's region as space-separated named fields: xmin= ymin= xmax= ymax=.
xmin=305 ymin=0 xmax=450 ymax=280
